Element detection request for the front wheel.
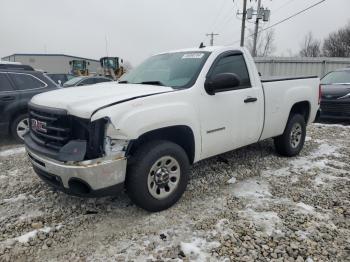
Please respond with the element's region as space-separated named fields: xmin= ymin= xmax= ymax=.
xmin=274 ymin=114 xmax=306 ymax=157
xmin=126 ymin=140 xmax=190 ymax=212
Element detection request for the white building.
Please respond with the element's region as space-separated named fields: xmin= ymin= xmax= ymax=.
xmin=1 ymin=53 xmax=100 ymax=74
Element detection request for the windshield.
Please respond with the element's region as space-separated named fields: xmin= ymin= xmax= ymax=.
xmin=119 ymin=51 xmax=210 ymax=88
xmin=321 ymin=70 xmax=350 ymax=85
xmin=63 ymin=76 xmax=85 ymax=86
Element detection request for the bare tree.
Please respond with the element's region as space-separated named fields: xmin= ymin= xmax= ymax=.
xmin=323 ymin=23 xmax=350 ymax=57
xmin=299 ymin=32 xmax=321 ymax=57
xmin=247 ymin=28 xmax=276 ymax=57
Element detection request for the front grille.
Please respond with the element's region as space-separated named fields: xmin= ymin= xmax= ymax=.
xmin=320 ymin=101 xmax=350 ymax=115
xmin=29 ymin=105 xmax=71 ymax=150
xmin=28 ymin=103 xmax=106 ymax=160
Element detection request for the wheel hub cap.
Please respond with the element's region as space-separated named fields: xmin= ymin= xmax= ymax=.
xmin=290 ymin=123 xmax=302 ymax=148
xmin=147 ymin=156 xmax=181 ymax=200
xmin=16 ymin=118 xmax=30 ymax=140
xmin=155 ymin=168 xmax=170 ymax=186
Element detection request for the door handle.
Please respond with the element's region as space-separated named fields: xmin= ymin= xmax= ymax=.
xmin=244 ymin=97 xmax=257 ymax=103
xmin=1 ymin=96 xmax=15 ymax=101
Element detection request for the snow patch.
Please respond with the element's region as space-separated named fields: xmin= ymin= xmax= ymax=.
xmin=262 ymin=167 xmax=291 ymax=177
xmin=16 ymin=227 xmax=52 ymax=243
xmin=19 ymin=210 xmax=44 ymax=221
xmin=215 ymin=219 xmax=234 ymax=237
xmin=312 ymin=143 xmax=341 ymax=158
xmin=0 ymin=147 xmax=25 ymax=157
xmin=314 ymin=123 xmax=350 ymax=129
xmin=227 ymin=177 xmax=236 ymax=184
xmin=180 ymin=238 xmax=220 ymax=262
xmin=291 ymin=158 xmax=327 ymax=171
xmin=314 ymin=172 xmax=349 ymax=186
xmin=3 ymin=194 xmax=27 ymax=203
xmin=231 ymin=178 xmax=271 ymax=199
xmin=296 ymin=202 xmax=315 ymax=212
xmin=241 ymin=209 xmax=281 ymax=236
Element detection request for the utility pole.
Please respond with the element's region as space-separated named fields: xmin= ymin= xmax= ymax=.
xmin=240 ymin=0 xmax=248 ymax=47
xmin=206 ymin=32 xmax=219 ymax=46
xmin=252 ymin=0 xmax=262 ymax=57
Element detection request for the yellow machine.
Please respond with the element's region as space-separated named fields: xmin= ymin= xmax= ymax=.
xmin=99 ymin=57 xmax=125 ymax=80
xmin=69 ymin=60 xmax=89 ymax=76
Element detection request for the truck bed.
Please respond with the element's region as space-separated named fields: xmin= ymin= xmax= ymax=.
xmin=259 ymin=76 xmax=320 ymax=141
xmin=261 ymin=75 xmax=319 ymax=83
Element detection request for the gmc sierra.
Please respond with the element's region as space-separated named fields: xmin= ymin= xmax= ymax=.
xmin=24 ymin=46 xmax=320 ymax=212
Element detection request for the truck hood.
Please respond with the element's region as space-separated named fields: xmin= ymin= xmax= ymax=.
xmin=31 ymin=82 xmax=174 ymax=119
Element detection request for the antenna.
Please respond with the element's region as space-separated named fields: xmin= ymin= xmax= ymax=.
xmin=199 ymin=42 xmax=206 ymax=49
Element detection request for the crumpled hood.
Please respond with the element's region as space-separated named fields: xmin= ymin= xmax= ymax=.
xmin=31 ymin=82 xmax=174 ymax=118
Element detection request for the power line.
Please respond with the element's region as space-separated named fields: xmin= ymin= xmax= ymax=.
xmin=212 ymin=1 xmax=238 ymax=33
xmin=273 ymin=0 xmax=298 ymax=14
xmin=230 ymin=0 xmax=326 ymax=45
xmin=210 ymin=0 xmax=230 ymax=32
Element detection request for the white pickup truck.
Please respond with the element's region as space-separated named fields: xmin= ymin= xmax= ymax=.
xmin=24 ymin=46 xmax=320 ymax=211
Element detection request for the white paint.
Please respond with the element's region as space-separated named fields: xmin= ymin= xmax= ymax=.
xmin=29 ymin=46 xmax=319 ymax=163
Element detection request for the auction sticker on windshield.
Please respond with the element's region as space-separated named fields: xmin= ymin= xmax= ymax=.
xmin=182 ymin=53 xmax=205 ymax=59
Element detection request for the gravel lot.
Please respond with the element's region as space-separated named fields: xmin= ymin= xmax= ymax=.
xmin=0 ymin=123 xmax=349 ymax=262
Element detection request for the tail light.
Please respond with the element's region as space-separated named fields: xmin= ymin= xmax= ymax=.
xmin=318 ymin=84 xmax=321 ymax=105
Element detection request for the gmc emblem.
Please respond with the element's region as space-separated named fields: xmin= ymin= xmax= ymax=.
xmin=31 ymin=119 xmax=47 ymax=133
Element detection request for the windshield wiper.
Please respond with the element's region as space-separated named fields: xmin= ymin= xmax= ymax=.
xmin=118 ymin=80 xmax=129 ymax=84
xmin=136 ymin=81 xmax=165 ymax=86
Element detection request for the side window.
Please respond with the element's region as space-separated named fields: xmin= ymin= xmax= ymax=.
xmin=0 ymin=73 xmax=13 ymax=92
xmin=210 ymin=54 xmax=251 ymax=88
xmin=79 ymin=78 xmax=95 ymax=86
xmin=8 ymin=73 xmax=46 ymax=90
xmin=95 ymin=78 xmax=111 ymax=83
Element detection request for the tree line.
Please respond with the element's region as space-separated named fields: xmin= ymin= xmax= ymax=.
xmin=299 ymin=23 xmax=350 ymax=57
xmin=247 ymin=23 xmax=350 ymax=58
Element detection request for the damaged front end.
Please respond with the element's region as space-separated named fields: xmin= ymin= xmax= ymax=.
xmin=24 ymin=103 xmax=128 ymax=197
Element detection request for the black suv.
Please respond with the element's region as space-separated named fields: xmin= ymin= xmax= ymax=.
xmin=0 ymin=67 xmax=58 ymax=142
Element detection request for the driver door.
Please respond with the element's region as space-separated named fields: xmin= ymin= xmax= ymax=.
xmin=199 ymin=51 xmax=264 ymax=159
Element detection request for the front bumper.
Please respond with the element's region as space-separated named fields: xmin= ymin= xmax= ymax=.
xmin=319 ymin=100 xmax=350 ymax=120
xmin=26 ymin=147 xmax=127 ymax=197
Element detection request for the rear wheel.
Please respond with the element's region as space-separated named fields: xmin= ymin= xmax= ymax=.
xmin=274 ymin=114 xmax=306 ymax=157
xmin=126 ymin=140 xmax=190 ymax=212
xmin=11 ymin=114 xmax=29 ymax=142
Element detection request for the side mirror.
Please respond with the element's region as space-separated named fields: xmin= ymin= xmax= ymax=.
xmin=204 ymin=73 xmax=241 ymax=95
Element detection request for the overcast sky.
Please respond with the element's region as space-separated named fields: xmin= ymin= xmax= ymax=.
xmin=0 ymin=0 xmax=349 ymax=66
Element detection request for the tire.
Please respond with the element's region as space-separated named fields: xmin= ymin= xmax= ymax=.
xmin=274 ymin=114 xmax=306 ymax=157
xmin=11 ymin=114 xmax=29 ymax=143
xmin=126 ymin=140 xmax=190 ymax=212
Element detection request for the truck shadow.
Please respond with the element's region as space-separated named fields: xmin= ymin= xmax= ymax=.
xmin=0 ymin=135 xmax=20 ymax=149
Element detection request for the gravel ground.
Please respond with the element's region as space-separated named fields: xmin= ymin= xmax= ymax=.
xmin=0 ymin=123 xmax=349 ymax=262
